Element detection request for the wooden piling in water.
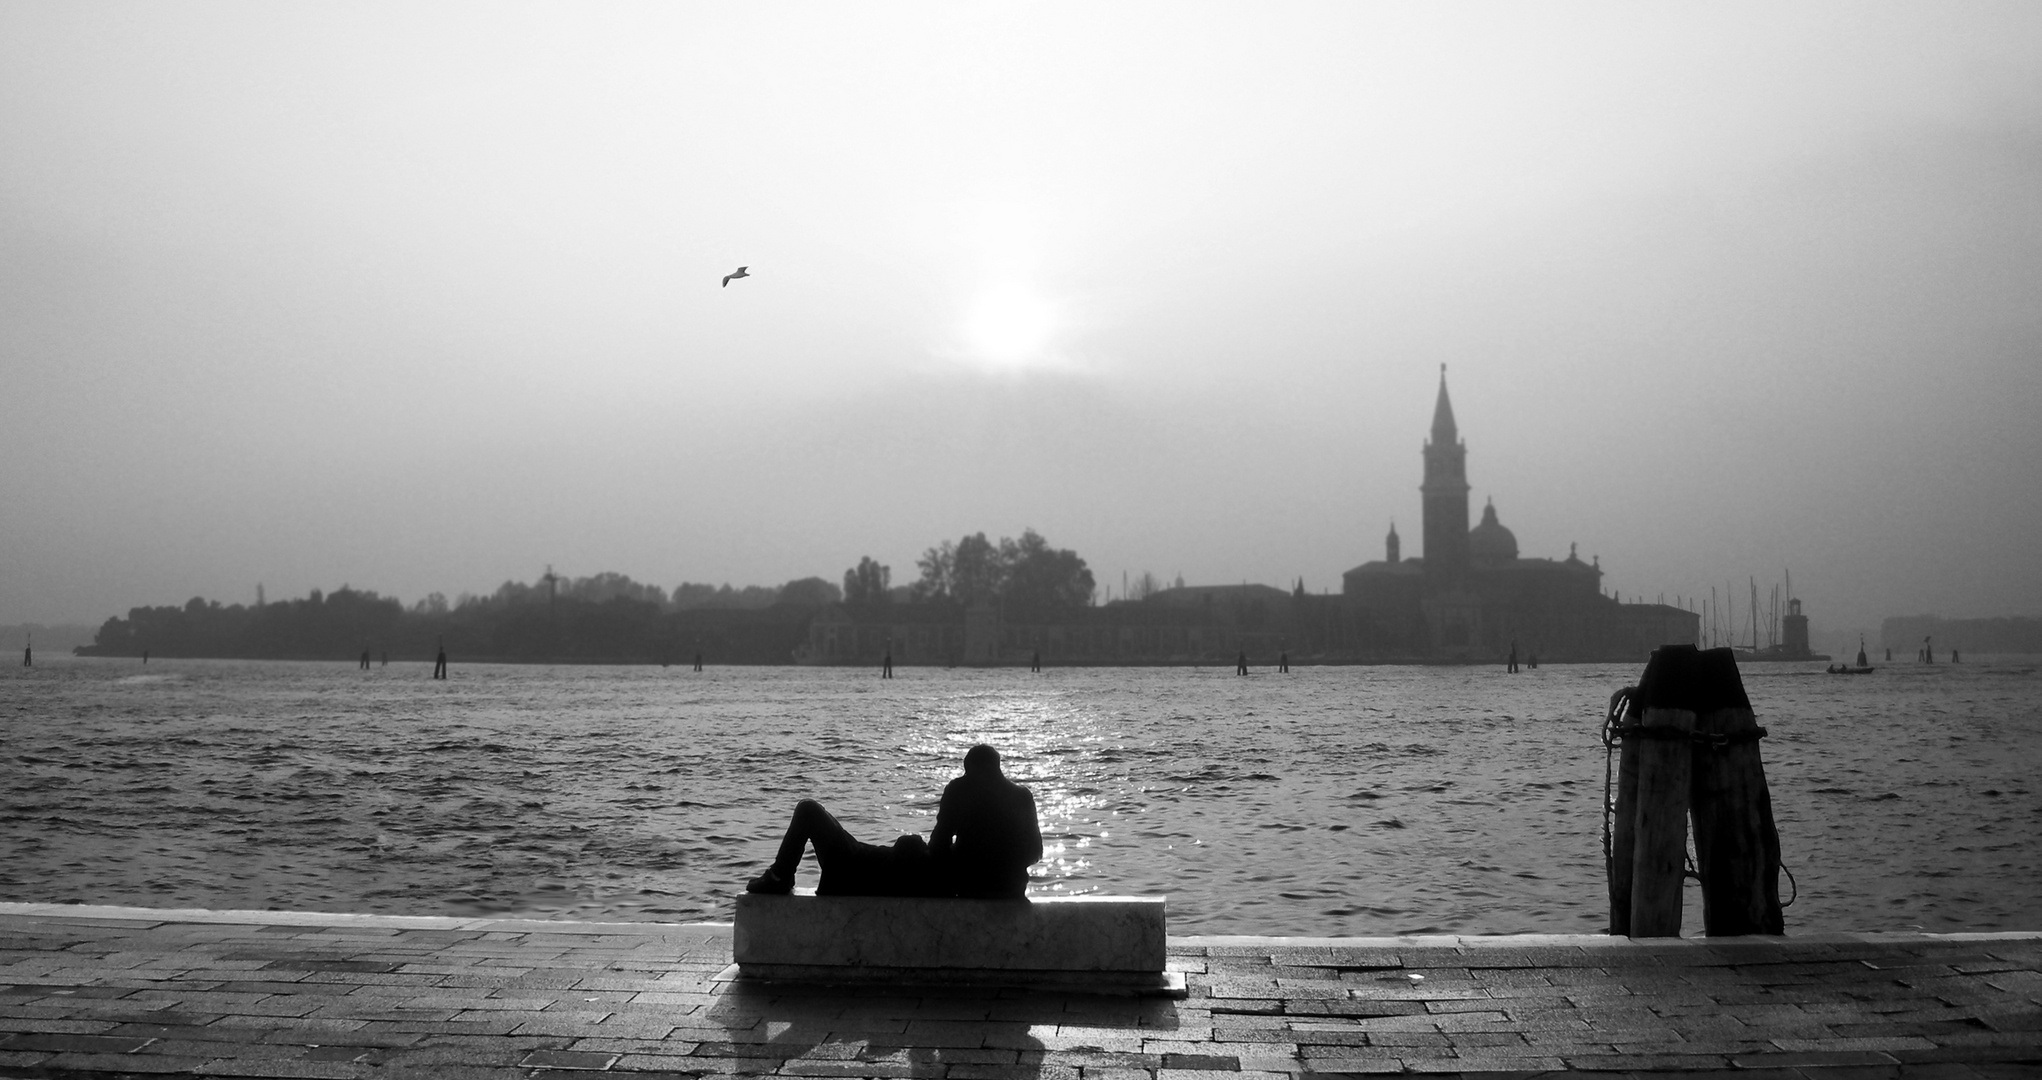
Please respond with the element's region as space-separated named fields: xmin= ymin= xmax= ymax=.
xmin=1690 ymin=648 xmax=1784 ymax=935
xmin=1628 ymin=708 xmax=1694 ymax=936
xmin=1616 ymin=646 xmax=1702 ymax=937
xmin=1607 ymin=689 xmax=1641 ymax=936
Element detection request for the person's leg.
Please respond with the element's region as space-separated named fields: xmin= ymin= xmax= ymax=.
xmin=773 ymin=799 xmax=859 ymax=876
xmin=749 ymin=800 xmax=860 ymax=892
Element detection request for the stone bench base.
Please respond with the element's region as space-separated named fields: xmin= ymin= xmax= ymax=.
xmin=730 ymin=891 xmax=1182 ymax=997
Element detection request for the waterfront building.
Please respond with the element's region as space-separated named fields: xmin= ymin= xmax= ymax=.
xmin=800 ymin=587 xmax=1295 ymax=666
xmin=1340 ymin=369 xmax=1697 ymax=660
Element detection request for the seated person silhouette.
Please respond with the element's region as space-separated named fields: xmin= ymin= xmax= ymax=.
xmin=746 ymin=743 xmax=1042 ymax=899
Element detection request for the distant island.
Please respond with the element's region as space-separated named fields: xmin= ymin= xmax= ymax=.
xmin=72 ymin=529 xmax=1099 ymax=667
xmin=74 ymin=519 xmax=1690 ymax=668
xmin=73 ymin=376 xmax=1727 ymax=668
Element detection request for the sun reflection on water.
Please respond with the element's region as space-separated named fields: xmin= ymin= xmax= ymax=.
xmin=910 ymin=691 xmax=1132 ymax=896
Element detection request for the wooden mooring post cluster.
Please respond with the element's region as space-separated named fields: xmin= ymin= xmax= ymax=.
xmin=1606 ymin=644 xmax=1785 ymax=937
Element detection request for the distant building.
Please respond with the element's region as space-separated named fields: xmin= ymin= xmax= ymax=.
xmin=1340 ymin=369 xmax=1697 ymax=660
xmin=800 ymin=587 xmax=1294 ymax=666
xmin=802 ymin=370 xmax=1696 ymax=666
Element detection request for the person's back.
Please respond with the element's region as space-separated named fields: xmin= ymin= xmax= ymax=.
xmin=817 ymin=831 xmax=944 ymax=898
xmin=932 ymin=745 xmax=1043 ymax=899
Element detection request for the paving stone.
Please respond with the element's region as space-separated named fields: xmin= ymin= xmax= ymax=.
xmin=1442 ymin=1051 xmax=1569 ymax=1071
xmin=1353 ymin=1031 xmax=1449 ymax=1047
xmin=358 ymin=1016 xmax=528 ymax=1036
xmin=1893 ymin=1045 xmax=2042 ymax=1066
xmin=133 ymin=1035 xmax=308 ymax=1059
xmin=1437 ymin=1031 xmax=1527 ymax=1048
xmin=8 ymin=982 xmax=139 ymax=1000
xmin=257 ymin=1020 xmax=420 ymax=1046
xmin=0 ymin=1016 xmax=118 ymax=1034
xmin=1564 ymin=1051 xmax=1736 ymax=1070
xmin=305 ymin=1002 xmax=466 ymax=1022
xmin=212 ymin=979 xmax=355 ymax=995
xmin=29 ymin=1050 xmax=212 ymax=1072
xmin=1734 ymin=1049 xmax=1910 ymax=1068
xmin=608 ymin=1057 xmax=748 ymax=1076
xmin=521 ymin=1046 xmax=622 ymax=1069
xmin=1 ymin=1030 xmax=156 ymax=1053
xmin=1291 ymin=1063 xmax=1403 ymax=1076
xmin=773 ymin=1060 xmax=919 ymax=1077
xmin=552 ymin=1034 xmax=683 ymax=1054
xmin=1912 ymin=1030 xmax=2042 ymax=1050
xmin=1379 ymin=1058 xmax=1469 ymax=1073
xmin=371 ymin=1036 xmax=572 ymax=1069
xmin=1160 ymin=1052 xmax=1240 ymax=1069
xmin=1037 ymin=1033 xmax=1146 ymax=1053
xmin=1288 ymin=1032 xmax=1373 ymax=1047
xmin=1772 ymin=1035 xmax=1939 ymax=1052
xmin=691 ymin=1039 xmax=802 ymax=1058
xmin=297 ymin=969 xmax=446 ymax=987
xmin=510 ymin=1015 xmax=627 ymax=1038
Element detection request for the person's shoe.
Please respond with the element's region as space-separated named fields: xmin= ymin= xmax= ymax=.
xmin=745 ymin=867 xmax=792 ymax=894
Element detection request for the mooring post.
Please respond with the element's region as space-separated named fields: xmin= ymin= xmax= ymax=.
xmin=1689 ymin=647 xmax=1784 ymax=935
xmin=1607 ymin=687 xmax=1641 ymax=936
xmin=1626 ymin=644 xmax=1700 ymax=937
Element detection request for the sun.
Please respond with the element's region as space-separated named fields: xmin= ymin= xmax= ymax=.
xmin=962 ymin=285 xmax=1055 ymax=368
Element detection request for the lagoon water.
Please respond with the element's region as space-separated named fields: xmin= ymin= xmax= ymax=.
xmin=4 ymin=656 xmax=2038 ymax=935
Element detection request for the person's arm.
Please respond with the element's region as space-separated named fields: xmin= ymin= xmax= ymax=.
xmin=930 ymin=781 xmax=957 ymax=856
xmin=1019 ymin=790 xmax=1043 ymax=866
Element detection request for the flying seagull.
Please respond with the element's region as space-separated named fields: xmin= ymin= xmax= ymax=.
xmin=721 ymin=266 xmax=749 ymax=288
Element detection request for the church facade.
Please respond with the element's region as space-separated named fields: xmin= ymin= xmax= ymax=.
xmin=1340 ymin=370 xmax=1697 ymax=661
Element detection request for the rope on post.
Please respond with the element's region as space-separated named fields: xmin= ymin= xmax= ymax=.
xmin=1611 ymin=725 xmax=1769 ymax=745
xmin=1600 ymin=686 xmax=1635 ymax=871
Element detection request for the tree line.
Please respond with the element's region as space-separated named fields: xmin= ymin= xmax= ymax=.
xmin=842 ymin=528 xmax=1095 ymax=616
xmin=81 ymin=529 xmax=1098 ymax=664
xmin=79 ymin=581 xmax=831 ymax=665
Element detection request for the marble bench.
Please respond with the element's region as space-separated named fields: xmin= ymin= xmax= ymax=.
xmin=729 ymin=891 xmax=1182 ymax=996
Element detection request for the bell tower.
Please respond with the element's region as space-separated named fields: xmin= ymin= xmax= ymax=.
xmin=1421 ymin=365 xmax=1470 ymax=583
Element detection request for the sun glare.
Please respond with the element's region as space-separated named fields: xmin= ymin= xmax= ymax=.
xmin=962 ymin=285 xmax=1055 ymax=368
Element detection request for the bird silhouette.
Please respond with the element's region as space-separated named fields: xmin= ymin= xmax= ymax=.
xmin=722 ymin=266 xmax=750 ymax=288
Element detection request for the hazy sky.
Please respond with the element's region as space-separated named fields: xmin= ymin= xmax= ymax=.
xmin=4 ymin=2 xmax=2040 ymax=641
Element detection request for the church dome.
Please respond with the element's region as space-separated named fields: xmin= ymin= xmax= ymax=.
xmin=1469 ymin=499 xmax=1518 ymax=565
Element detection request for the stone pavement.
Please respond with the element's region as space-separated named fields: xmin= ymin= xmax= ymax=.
xmin=0 ymin=904 xmax=2037 ymax=1080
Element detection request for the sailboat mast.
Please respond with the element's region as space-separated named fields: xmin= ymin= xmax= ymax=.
xmin=1749 ymin=577 xmax=1759 ymax=650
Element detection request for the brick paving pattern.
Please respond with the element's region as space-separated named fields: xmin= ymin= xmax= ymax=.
xmin=0 ymin=904 xmax=2037 ymax=1079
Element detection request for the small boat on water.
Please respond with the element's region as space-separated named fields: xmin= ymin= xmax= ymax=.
xmin=1828 ymin=639 xmax=1875 ymax=674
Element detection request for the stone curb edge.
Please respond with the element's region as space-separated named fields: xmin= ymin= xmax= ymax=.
xmin=5 ymin=903 xmax=2039 ymax=947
